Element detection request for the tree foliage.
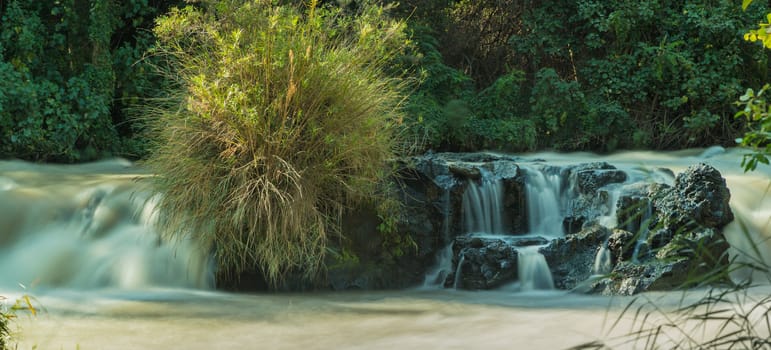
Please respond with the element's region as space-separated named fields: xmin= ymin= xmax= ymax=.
xmin=737 ymin=0 xmax=771 ymax=171
xmin=0 ymin=0 xmax=181 ymax=161
xmin=397 ymin=0 xmax=770 ymax=152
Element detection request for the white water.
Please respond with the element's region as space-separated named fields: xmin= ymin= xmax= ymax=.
xmin=593 ymin=243 xmax=612 ymax=275
xmin=462 ymin=177 xmax=505 ymax=234
xmin=523 ymin=166 xmax=565 ymax=237
xmin=517 ymin=246 xmax=555 ymax=291
xmin=1 ymin=148 xmax=769 ymax=349
xmin=0 ymin=160 xmax=213 ymax=291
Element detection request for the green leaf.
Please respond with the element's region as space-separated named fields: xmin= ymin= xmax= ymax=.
xmin=743 ymin=0 xmax=753 ymax=11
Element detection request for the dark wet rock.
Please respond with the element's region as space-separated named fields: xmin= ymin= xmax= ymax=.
xmin=511 ymin=236 xmax=550 ymax=247
xmin=589 ymin=164 xmax=734 ymax=295
xmin=573 ymin=169 xmax=627 ymax=195
xmin=652 ymin=163 xmax=733 ymax=230
xmin=655 ymin=228 xmax=729 ymax=265
xmin=563 ymin=216 xmax=586 ymax=235
xmin=450 ymin=236 xmax=520 ymax=290
xmin=591 ymin=260 xmax=692 ymax=296
xmin=606 ymin=228 xmax=636 ymax=263
xmin=562 ymin=163 xmax=629 ymax=231
xmin=501 ymin=170 xmax=528 ymax=235
xmin=540 ymin=225 xmax=611 ymax=290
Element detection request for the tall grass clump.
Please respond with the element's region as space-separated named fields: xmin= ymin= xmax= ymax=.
xmin=144 ymin=0 xmax=410 ymax=288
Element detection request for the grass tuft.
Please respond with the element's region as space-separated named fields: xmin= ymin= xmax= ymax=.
xmin=143 ymin=0 xmax=410 ymax=288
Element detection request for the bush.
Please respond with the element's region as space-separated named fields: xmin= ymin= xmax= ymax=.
xmin=145 ymin=0 xmax=409 ymax=288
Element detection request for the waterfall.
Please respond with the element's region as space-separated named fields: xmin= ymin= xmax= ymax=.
xmin=523 ymin=167 xmax=565 ymax=237
xmin=517 ymin=246 xmax=554 ymax=291
xmin=462 ymin=175 xmax=505 ymax=234
xmin=0 ymin=160 xmax=214 ymax=290
xmin=630 ymin=202 xmax=654 ymax=263
xmin=453 ymin=254 xmax=466 ymax=289
xmin=592 ymin=243 xmax=612 ymax=275
xmin=596 ymin=186 xmax=623 ymax=229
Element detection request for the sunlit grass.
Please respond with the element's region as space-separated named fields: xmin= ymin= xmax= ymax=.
xmin=143 ymin=0 xmax=410 ymax=288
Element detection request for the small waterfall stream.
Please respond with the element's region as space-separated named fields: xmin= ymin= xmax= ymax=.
xmin=523 ymin=167 xmax=565 ymax=237
xmin=518 ymin=246 xmax=555 ymax=291
xmin=450 ymin=165 xmax=565 ymax=291
xmin=592 ymin=243 xmax=612 ymax=275
xmin=462 ymin=175 xmax=505 ymax=234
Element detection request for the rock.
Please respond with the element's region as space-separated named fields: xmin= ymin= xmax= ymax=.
xmin=591 ymin=164 xmax=734 ymax=295
xmin=563 ymin=163 xmax=629 ymax=229
xmin=449 ymin=163 xmax=481 ymax=180
xmin=450 ymin=236 xmax=520 ymax=289
xmin=563 ymin=216 xmax=586 ymax=235
xmin=501 ymin=170 xmax=528 ymax=234
xmin=593 ymin=260 xmax=692 ymax=296
xmin=607 ymin=228 xmax=635 ymax=263
xmin=540 ymin=225 xmax=611 ymax=290
xmin=652 ymin=163 xmax=733 ymax=230
xmin=574 ymin=169 xmax=627 ymax=195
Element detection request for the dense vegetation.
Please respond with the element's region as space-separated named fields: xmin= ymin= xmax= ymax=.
xmin=0 ymin=0 xmax=183 ymax=161
xmin=393 ymin=0 xmax=771 ymax=152
xmin=1 ymin=0 xmax=770 ymax=161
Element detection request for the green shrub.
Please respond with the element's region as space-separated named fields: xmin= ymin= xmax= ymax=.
xmin=735 ymin=85 xmax=771 ymax=171
xmin=145 ymin=0 xmax=409 ymax=288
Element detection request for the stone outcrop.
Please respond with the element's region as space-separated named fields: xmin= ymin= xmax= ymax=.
xmin=539 ymin=225 xmax=611 ymax=290
xmin=588 ymin=163 xmax=733 ymax=295
xmin=449 ymin=235 xmax=550 ymax=289
xmin=289 ymin=154 xmax=734 ymax=295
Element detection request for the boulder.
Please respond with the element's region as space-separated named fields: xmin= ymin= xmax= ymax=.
xmin=589 ymin=164 xmax=734 ymax=295
xmin=561 ymin=162 xmax=629 ymax=232
xmin=652 ymin=163 xmax=733 ymax=230
xmin=449 ymin=235 xmax=550 ymax=289
xmin=540 ymin=225 xmax=611 ymax=290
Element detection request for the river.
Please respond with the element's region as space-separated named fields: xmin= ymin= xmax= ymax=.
xmin=1 ymin=148 xmax=769 ymax=349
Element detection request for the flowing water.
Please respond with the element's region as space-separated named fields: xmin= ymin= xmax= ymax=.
xmin=522 ymin=166 xmax=566 ymax=237
xmin=1 ymin=148 xmax=769 ymax=349
xmin=462 ymin=175 xmax=505 ymax=234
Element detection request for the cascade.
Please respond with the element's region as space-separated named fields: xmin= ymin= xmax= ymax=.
xmin=0 ymin=160 xmax=214 ymax=291
xmin=517 ymin=246 xmax=555 ymax=291
xmin=462 ymin=174 xmax=505 ymax=234
xmin=592 ymin=243 xmax=612 ymax=275
xmin=630 ymin=202 xmax=654 ymax=263
xmin=523 ymin=166 xmax=565 ymax=237
xmin=453 ymin=254 xmax=466 ymax=289
xmin=596 ymin=185 xmax=623 ymax=229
